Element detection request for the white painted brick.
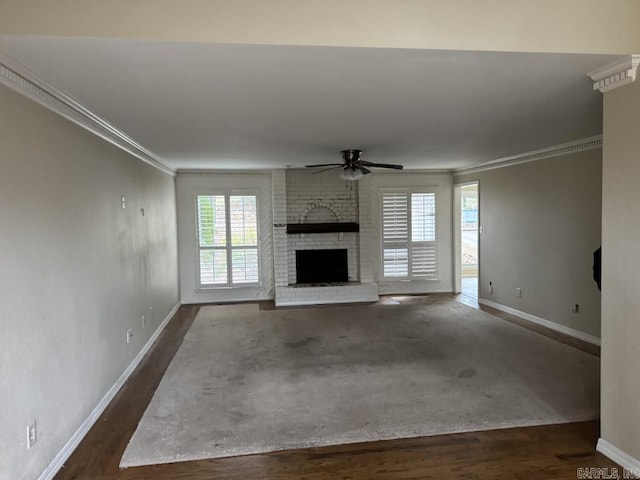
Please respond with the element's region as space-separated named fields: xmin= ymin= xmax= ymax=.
xmin=273 ymin=169 xmax=381 ymax=305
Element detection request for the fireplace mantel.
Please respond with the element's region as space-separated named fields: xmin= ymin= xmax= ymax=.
xmin=286 ymin=223 xmax=359 ymax=234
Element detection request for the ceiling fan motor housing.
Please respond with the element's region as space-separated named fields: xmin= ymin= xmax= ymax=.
xmin=341 ymin=149 xmax=362 ymax=168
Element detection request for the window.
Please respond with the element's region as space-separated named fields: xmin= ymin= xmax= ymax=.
xmin=382 ymin=190 xmax=437 ymax=279
xmin=197 ymin=193 xmax=259 ymax=287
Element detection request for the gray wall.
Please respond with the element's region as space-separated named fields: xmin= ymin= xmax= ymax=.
xmin=601 ymin=79 xmax=640 ymax=461
xmin=456 ymin=149 xmax=602 ymax=339
xmin=0 ymin=85 xmax=180 ymax=480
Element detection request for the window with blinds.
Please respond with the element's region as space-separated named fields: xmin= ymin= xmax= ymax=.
xmin=197 ymin=193 xmax=259 ymax=287
xmin=382 ymin=191 xmax=437 ymax=279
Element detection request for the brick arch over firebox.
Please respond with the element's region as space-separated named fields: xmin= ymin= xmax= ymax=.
xmin=300 ymin=202 xmax=340 ymax=223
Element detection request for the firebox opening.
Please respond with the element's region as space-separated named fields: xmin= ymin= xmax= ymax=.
xmin=295 ymin=249 xmax=348 ymax=284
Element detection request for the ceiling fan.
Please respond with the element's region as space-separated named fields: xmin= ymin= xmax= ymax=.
xmin=305 ymin=149 xmax=403 ymax=180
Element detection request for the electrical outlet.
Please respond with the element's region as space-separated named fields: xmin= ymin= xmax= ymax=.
xmin=126 ymin=329 xmax=133 ymax=344
xmin=516 ymin=288 xmax=522 ymax=298
xmin=121 ymin=196 xmax=126 ymax=209
xmin=489 ymin=281 xmax=493 ymax=294
xmin=572 ymin=304 xmax=580 ymax=313
xmin=141 ymin=315 xmax=145 ymax=328
xmin=27 ymin=421 xmax=37 ymax=449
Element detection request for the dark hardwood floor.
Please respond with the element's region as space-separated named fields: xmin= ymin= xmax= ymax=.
xmin=54 ymin=301 xmax=615 ymax=480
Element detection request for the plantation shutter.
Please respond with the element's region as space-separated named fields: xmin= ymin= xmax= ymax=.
xmin=382 ymin=192 xmax=409 ymax=277
xmin=197 ymin=195 xmax=227 ymax=285
xmin=382 ymin=190 xmax=437 ymax=279
xmin=229 ymin=195 xmax=259 ymax=284
xmin=197 ymin=193 xmax=260 ymax=286
xmin=410 ymin=193 xmax=437 ymax=278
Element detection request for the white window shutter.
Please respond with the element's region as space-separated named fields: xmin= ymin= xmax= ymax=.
xmin=410 ymin=244 xmax=437 ymax=278
xmin=382 ymin=190 xmax=437 ymax=280
xmin=229 ymin=195 xmax=259 ymax=284
xmin=382 ymin=192 xmax=409 ymax=277
xmin=197 ymin=195 xmax=227 ymax=285
xmin=410 ymin=193 xmax=437 ymax=278
xmin=196 ymin=193 xmax=260 ymax=286
xmin=382 ymin=192 xmax=408 ymax=243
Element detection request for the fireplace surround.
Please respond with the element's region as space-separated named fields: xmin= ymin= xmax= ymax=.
xmin=273 ymin=169 xmax=378 ymax=306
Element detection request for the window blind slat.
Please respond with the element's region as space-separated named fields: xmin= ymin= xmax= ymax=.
xmin=383 ymin=248 xmax=408 ymax=277
xmin=382 ymin=192 xmax=408 ymax=242
xmin=411 ymin=193 xmax=436 ymax=242
xmin=231 ymin=248 xmax=259 ymax=283
xmin=199 ymin=249 xmax=228 ymax=284
xmin=197 ymin=195 xmax=226 ymax=247
xmin=411 ymin=243 xmax=437 ymax=277
xmin=230 ymin=195 xmax=258 ymax=246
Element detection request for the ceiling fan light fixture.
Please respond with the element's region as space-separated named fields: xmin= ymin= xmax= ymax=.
xmin=340 ymin=168 xmax=364 ymax=181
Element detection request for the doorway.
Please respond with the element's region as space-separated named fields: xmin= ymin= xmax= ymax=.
xmin=454 ymin=182 xmax=479 ymax=300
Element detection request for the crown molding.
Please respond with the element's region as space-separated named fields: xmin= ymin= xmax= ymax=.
xmin=588 ymin=54 xmax=640 ymax=93
xmin=178 ymin=169 xmax=273 ymax=176
xmin=373 ymin=170 xmax=453 ymax=177
xmin=0 ymin=50 xmax=176 ymax=177
xmin=453 ymin=135 xmax=602 ymax=176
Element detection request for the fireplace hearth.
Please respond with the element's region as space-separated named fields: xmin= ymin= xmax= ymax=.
xmin=295 ymin=249 xmax=348 ymax=284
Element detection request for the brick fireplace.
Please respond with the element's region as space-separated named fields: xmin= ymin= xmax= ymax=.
xmin=272 ymin=169 xmax=378 ymax=306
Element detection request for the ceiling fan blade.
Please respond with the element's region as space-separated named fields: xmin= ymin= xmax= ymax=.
xmin=360 ymin=161 xmax=404 ymax=170
xmin=358 ymin=166 xmax=372 ymax=175
xmin=311 ymin=166 xmax=343 ymax=175
xmin=305 ymin=163 xmax=343 ymax=168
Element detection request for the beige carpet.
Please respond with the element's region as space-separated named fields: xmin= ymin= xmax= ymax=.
xmin=120 ymin=298 xmax=599 ymax=468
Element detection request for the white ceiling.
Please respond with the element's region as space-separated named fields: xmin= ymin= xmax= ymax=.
xmin=0 ymin=36 xmax=621 ymax=170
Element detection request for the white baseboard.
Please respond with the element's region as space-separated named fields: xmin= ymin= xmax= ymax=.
xmin=597 ymin=438 xmax=640 ymax=477
xmin=37 ymin=302 xmax=181 ymax=480
xmin=478 ymin=298 xmax=601 ymax=346
xmin=182 ymin=295 xmax=272 ymax=305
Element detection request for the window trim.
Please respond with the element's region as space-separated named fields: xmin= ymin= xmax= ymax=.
xmin=380 ymin=188 xmax=438 ymax=281
xmin=195 ymin=190 xmax=261 ymax=289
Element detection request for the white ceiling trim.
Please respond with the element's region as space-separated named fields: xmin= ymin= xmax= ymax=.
xmin=178 ymin=169 xmax=274 ymax=177
xmin=588 ymin=54 xmax=640 ymax=93
xmin=180 ymin=168 xmax=455 ymax=177
xmin=0 ymin=50 xmax=176 ymax=177
xmin=453 ymin=135 xmax=603 ymax=177
xmin=373 ymin=170 xmax=453 ymax=177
